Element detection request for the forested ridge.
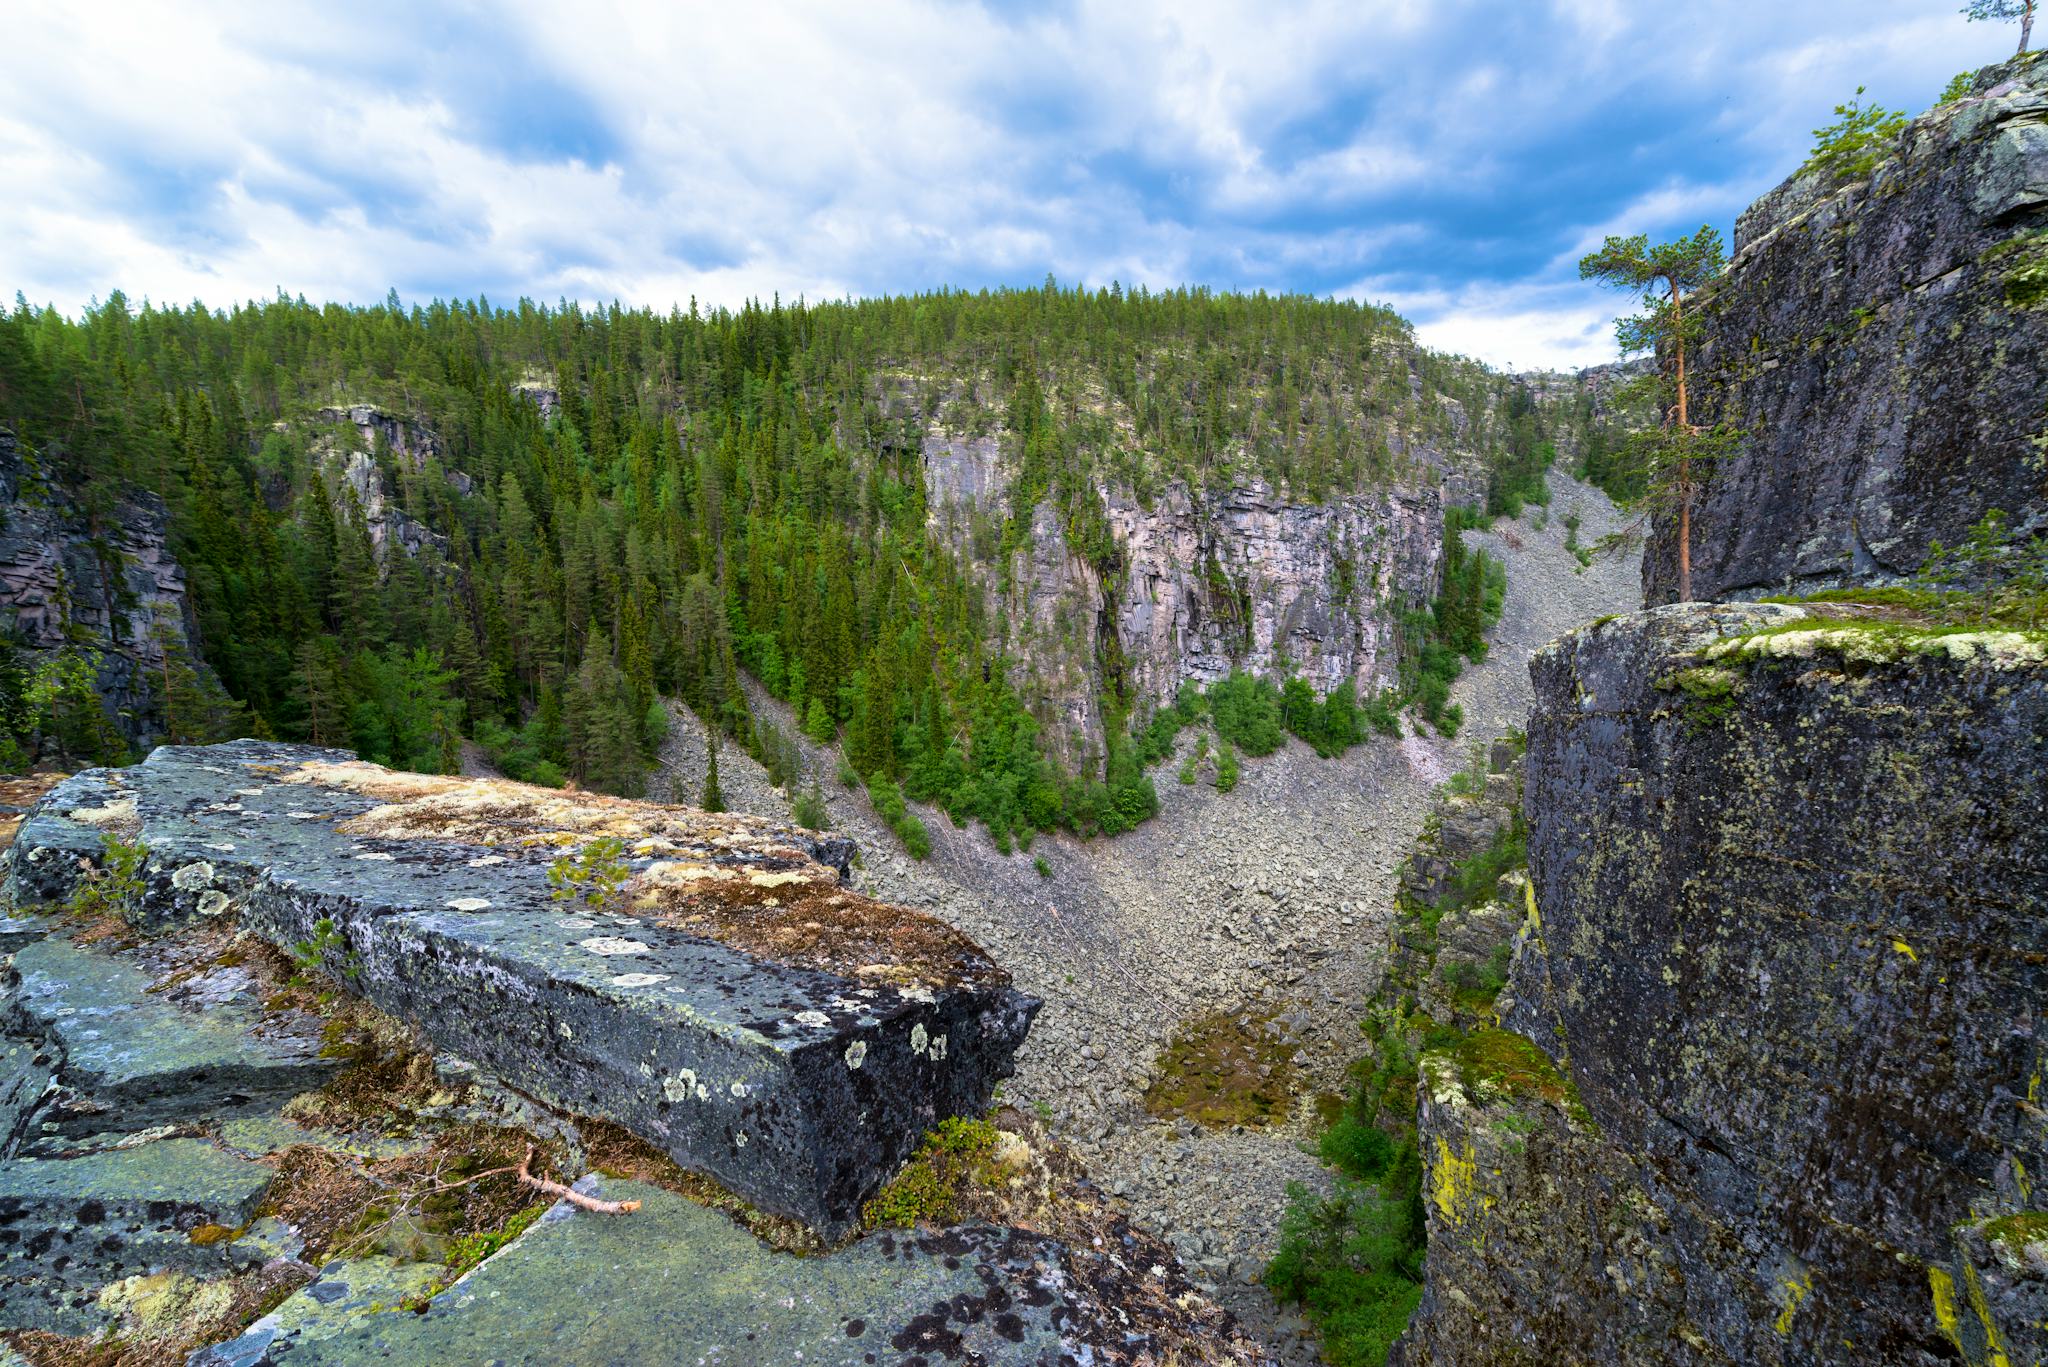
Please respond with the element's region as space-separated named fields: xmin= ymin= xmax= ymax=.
xmin=0 ymin=282 xmax=1543 ymax=849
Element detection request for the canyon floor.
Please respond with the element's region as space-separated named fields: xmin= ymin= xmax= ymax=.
xmin=649 ymin=469 xmax=1640 ymax=1361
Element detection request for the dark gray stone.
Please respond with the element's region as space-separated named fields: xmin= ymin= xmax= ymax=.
xmin=1650 ymin=54 xmax=2048 ymax=602
xmin=6 ymin=741 xmax=1038 ymax=1238
xmin=5 ymin=936 xmax=337 ymax=1145
xmin=0 ymin=1138 xmax=276 ymax=1335
xmin=1398 ymin=603 xmax=2048 ymax=1364
xmin=194 ymin=1177 xmax=1209 ymax=1367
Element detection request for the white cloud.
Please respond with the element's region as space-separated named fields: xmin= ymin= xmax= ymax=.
xmin=0 ymin=0 xmax=2014 ymax=367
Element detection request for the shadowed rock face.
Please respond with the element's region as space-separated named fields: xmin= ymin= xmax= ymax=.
xmin=0 ymin=427 xmax=217 ymax=751
xmin=6 ymin=741 xmax=1039 ymax=1237
xmin=1395 ymin=604 xmax=2048 ymax=1365
xmin=1650 ymin=54 xmax=2048 ymax=603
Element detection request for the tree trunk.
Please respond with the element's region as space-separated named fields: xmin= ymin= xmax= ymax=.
xmin=2024 ymin=2 xmax=2036 ymax=55
xmin=1669 ymin=276 xmax=1695 ymax=601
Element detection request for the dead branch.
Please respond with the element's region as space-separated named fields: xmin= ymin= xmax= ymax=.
xmin=519 ymin=1145 xmax=641 ymax=1214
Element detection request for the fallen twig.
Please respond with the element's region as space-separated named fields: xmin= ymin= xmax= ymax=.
xmin=519 ymin=1145 xmax=641 ymax=1214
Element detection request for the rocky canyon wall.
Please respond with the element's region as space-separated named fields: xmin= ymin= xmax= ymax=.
xmin=1651 ymin=54 xmax=2048 ymax=603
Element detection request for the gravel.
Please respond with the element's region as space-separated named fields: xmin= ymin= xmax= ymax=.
xmin=653 ymin=470 xmax=1640 ymax=1362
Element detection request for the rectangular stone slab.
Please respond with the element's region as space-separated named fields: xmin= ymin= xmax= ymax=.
xmin=6 ymin=741 xmax=1038 ymax=1237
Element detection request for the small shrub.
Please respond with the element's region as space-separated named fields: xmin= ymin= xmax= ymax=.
xmin=547 ymin=837 xmax=631 ymax=910
xmin=1803 ymin=86 xmax=1907 ymax=183
xmin=791 ymin=783 xmax=831 ymax=831
xmin=1215 ymin=744 xmax=1240 ymax=794
xmin=68 ymin=833 xmax=148 ymax=922
xmin=1033 ymin=855 xmax=1052 ymax=879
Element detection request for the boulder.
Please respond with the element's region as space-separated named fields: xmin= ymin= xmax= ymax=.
xmin=6 ymin=741 xmax=1038 ymax=1238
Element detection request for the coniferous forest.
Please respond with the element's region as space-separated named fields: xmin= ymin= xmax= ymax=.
xmin=0 ymin=283 xmax=1540 ymax=848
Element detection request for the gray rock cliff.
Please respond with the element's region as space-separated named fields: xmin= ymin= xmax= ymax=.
xmin=1651 ymin=54 xmax=2048 ymax=602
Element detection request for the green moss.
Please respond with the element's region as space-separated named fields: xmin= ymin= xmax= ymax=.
xmin=1655 ymin=665 xmax=1742 ymax=731
xmin=1143 ymin=1010 xmax=1301 ymax=1128
xmin=860 ymin=1116 xmax=1001 ymax=1228
xmin=1981 ymin=1211 xmax=2048 ymax=1255
xmin=445 ymin=1201 xmax=548 ymax=1275
xmin=1449 ymin=1028 xmax=1594 ymax=1128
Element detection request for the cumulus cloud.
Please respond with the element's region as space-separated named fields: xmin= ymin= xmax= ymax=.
xmin=0 ymin=0 xmax=2001 ymax=367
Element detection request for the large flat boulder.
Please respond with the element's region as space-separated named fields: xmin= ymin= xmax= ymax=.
xmin=6 ymin=741 xmax=1039 ymax=1237
xmin=194 ymin=1176 xmax=1220 ymax=1367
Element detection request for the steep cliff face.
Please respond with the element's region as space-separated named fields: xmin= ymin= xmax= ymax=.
xmin=312 ymin=405 xmax=462 ymax=564
xmin=1396 ymin=605 xmax=2048 ymax=1365
xmin=1651 ymin=55 xmax=2048 ymax=602
xmin=923 ymin=434 xmax=1446 ymax=765
xmin=0 ymin=427 xmax=216 ymax=751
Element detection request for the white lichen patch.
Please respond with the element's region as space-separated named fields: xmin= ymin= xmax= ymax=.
xmin=662 ymin=1068 xmax=709 ymax=1103
xmin=286 ymin=811 xmax=322 ymax=821
xmin=1707 ymin=627 xmax=2048 ymax=670
xmin=910 ymin=1023 xmax=929 ymax=1055
xmin=898 ymin=985 xmax=937 ymax=1005
xmin=354 ymin=852 xmax=395 ymax=861
xmin=729 ymin=1080 xmax=749 ymax=1098
xmin=845 ymin=1040 xmax=867 ymax=1069
xmin=234 ymin=788 xmax=264 ymax=797
xmin=1421 ymin=1054 xmax=1470 ymax=1110
xmin=609 ymin=972 xmax=670 ymax=988
xmin=68 ymin=798 xmax=137 ymax=828
xmin=205 ymin=842 xmax=235 ymax=853
xmin=466 ymin=854 xmax=508 ymax=867
xmin=203 ymin=802 xmax=243 ymax=813
xmin=748 ymin=870 xmax=809 ymax=889
xmin=734 ymin=1131 xmax=748 ymax=1147
xmin=170 ymin=862 xmax=215 ymax=892
xmin=196 ymin=889 xmax=231 ymax=917
xmin=444 ymin=897 xmax=492 ymax=912
xmin=793 ymin=1010 xmax=831 ymax=1028
xmin=928 ymin=1033 xmax=948 ymax=1061
xmin=579 ymin=936 xmax=650 ymax=955
xmin=556 ymin=917 xmax=596 ymax=931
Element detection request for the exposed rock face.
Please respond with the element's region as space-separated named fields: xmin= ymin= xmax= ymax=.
xmin=0 ymin=426 xmax=216 ymax=751
xmin=7 ymin=742 xmax=1037 ymax=1238
xmin=312 ymin=404 xmax=466 ymax=494
xmin=196 ymin=1177 xmax=1257 ymax=1367
xmin=323 ymin=449 xmax=448 ymax=564
xmin=1653 ymin=54 xmax=2048 ymax=602
xmin=924 ymin=437 xmax=1442 ymax=764
xmin=1397 ymin=603 xmax=2048 ymax=1365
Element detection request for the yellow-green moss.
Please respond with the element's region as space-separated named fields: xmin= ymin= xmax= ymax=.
xmin=861 ymin=1116 xmax=1001 ymax=1228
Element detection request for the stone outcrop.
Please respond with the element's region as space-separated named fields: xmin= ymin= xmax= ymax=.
xmin=312 ymin=404 xmax=469 ymax=496
xmin=195 ymin=1175 xmax=1255 ymax=1366
xmin=923 ymin=436 xmax=1443 ymax=764
xmin=0 ymin=427 xmax=219 ymax=753
xmin=1396 ymin=603 xmax=2048 ymax=1365
xmin=0 ymin=744 xmax=1259 ymax=1363
xmin=7 ymin=741 xmax=1037 ymax=1238
xmin=322 ymin=449 xmax=449 ymax=564
xmin=1653 ymin=54 xmax=2048 ymax=602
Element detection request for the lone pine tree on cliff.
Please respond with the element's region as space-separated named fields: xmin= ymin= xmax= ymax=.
xmin=1968 ymin=0 xmax=2038 ymax=55
xmin=1579 ymin=227 xmax=1732 ymax=602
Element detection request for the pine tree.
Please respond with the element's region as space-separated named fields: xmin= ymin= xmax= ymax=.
xmin=702 ymin=735 xmax=725 ymax=813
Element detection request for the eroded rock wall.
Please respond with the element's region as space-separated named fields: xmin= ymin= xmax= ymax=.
xmin=1652 ymin=55 xmax=2048 ymax=602
xmin=0 ymin=427 xmax=215 ymax=752
xmin=922 ymin=435 xmax=1443 ymax=766
xmin=1397 ymin=604 xmax=2048 ymax=1365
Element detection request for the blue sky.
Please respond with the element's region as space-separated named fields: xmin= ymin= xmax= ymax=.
xmin=0 ymin=0 xmax=2009 ymax=368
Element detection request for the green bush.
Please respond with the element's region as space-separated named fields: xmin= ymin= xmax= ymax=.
xmin=1803 ymin=87 xmax=1907 ymax=183
xmin=1215 ymin=744 xmax=1240 ymax=793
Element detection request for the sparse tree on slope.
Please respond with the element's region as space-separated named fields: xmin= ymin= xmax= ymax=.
xmin=1968 ymin=0 xmax=2037 ymax=55
xmin=1579 ymin=227 xmax=1729 ymax=601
